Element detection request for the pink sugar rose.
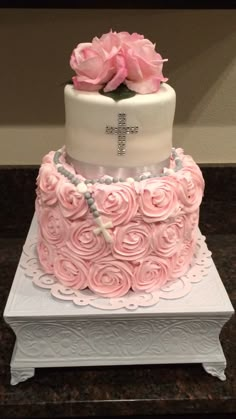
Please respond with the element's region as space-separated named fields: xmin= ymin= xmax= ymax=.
xmin=70 ymin=32 xmax=127 ymax=92
xmin=54 ymin=253 xmax=88 ymax=290
xmin=88 ymin=259 xmax=132 ymax=297
xmin=133 ymin=255 xmax=170 ymax=292
xmin=39 ymin=207 xmax=68 ymax=247
xmin=94 ymin=182 xmax=138 ymax=227
xmin=56 ymin=178 xmax=88 ymax=221
xmin=112 ymin=219 xmax=152 ymax=261
xmin=70 ymin=30 xmax=167 ymax=94
xmin=139 ymin=177 xmax=179 ymax=223
xmin=118 ymin=32 xmax=145 ymax=42
xmin=120 ymin=33 xmax=168 ymax=94
xmin=151 ymin=215 xmax=186 ymax=258
xmin=66 ymin=219 xmax=111 ymax=260
xmin=92 ymin=31 xmax=127 ymax=92
xmin=37 ymin=163 xmax=60 ymax=206
xmin=93 ymin=30 xmax=122 ymax=56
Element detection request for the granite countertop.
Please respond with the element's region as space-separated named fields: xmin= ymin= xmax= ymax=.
xmin=0 ymin=167 xmax=235 ymax=418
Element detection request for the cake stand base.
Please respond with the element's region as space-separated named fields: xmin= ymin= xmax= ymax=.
xmin=4 ymin=216 xmax=234 ymax=385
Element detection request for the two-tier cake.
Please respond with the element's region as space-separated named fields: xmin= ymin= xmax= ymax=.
xmin=35 ymin=31 xmax=205 ymax=298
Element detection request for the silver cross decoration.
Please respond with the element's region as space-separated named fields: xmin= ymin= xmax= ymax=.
xmin=106 ymin=113 xmax=139 ymax=156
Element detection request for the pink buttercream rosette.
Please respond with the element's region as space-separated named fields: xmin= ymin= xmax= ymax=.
xmin=151 ymin=215 xmax=187 ymax=258
xmin=88 ymin=259 xmax=133 ymax=298
xmin=170 ymin=239 xmax=195 ymax=279
xmin=175 ymin=165 xmax=204 ymax=214
xmin=139 ymin=177 xmax=180 ymax=223
xmin=54 ymin=252 xmax=88 ymax=290
xmin=37 ymin=237 xmax=56 ymax=274
xmin=56 ymin=178 xmax=88 ymax=221
xmin=38 ymin=207 xmax=69 ymax=248
xmin=37 ymin=163 xmax=60 ymax=206
xmin=133 ymin=255 xmax=170 ymax=292
xmin=66 ymin=218 xmax=112 ymax=260
xmin=186 ymin=210 xmax=199 ymax=232
xmin=70 ymin=30 xmax=168 ymax=94
xmin=112 ymin=218 xmax=152 ymax=261
xmin=94 ymin=182 xmax=138 ymax=226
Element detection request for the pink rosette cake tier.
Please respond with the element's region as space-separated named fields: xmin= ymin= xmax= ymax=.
xmin=35 ymin=31 xmax=205 ymax=298
xmin=36 ymin=148 xmax=204 ymax=298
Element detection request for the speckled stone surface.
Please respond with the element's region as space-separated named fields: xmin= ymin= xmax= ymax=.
xmin=0 ymin=166 xmax=235 ymax=417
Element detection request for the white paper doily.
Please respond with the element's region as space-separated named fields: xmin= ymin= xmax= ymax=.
xmin=20 ymin=232 xmax=212 ymax=311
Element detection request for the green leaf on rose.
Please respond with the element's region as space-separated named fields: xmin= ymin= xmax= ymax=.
xmin=99 ymin=83 xmax=136 ymax=102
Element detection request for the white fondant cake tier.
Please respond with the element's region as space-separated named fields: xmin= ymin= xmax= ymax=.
xmin=65 ymin=83 xmax=176 ymax=177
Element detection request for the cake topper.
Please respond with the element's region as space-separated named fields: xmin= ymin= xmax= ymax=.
xmin=69 ymin=30 xmax=168 ymax=99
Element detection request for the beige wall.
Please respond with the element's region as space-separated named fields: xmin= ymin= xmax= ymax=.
xmin=0 ymin=8 xmax=236 ymax=165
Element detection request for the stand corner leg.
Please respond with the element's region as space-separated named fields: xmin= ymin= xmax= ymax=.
xmin=10 ymin=367 xmax=35 ymax=385
xmin=202 ymin=362 xmax=227 ymax=381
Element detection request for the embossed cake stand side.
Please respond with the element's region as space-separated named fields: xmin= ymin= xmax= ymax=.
xmin=4 ymin=216 xmax=234 ymax=385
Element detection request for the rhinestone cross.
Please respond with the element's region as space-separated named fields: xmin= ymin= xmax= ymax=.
xmin=106 ymin=113 xmax=139 ymax=156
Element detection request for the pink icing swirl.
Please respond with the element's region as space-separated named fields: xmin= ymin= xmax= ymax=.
xmin=39 ymin=207 xmax=68 ymax=247
xmin=133 ymin=255 xmax=170 ymax=292
xmin=185 ymin=210 xmax=199 ymax=240
xmin=176 ymin=165 xmax=204 ymax=213
xmin=170 ymin=239 xmax=195 ymax=278
xmin=37 ymin=163 xmax=60 ymax=206
xmin=56 ymin=178 xmax=88 ymax=220
xmin=54 ymin=253 xmax=88 ymax=290
xmin=42 ymin=150 xmax=76 ymax=172
xmin=139 ymin=177 xmax=179 ymax=223
xmin=88 ymin=259 xmax=133 ymax=297
xmin=67 ymin=219 xmax=111 ymax=260
xmin=151 ymin=215 xmax=186 ymax=257
xmin=94 ymin=183 xmax=138 ymax=226
xmin=181 ymin=152 xmax=196 ymax=168
xmin=37 ymin=237 xmax=55 ymax=274
xmin=112 ymin=219 xmax=152 ymax=261
xmin=42 ymin=151 xmax=56 ymax=165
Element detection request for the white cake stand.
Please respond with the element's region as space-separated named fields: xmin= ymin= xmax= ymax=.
xmin=3 ymin=215 xmax=234 ymax=385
